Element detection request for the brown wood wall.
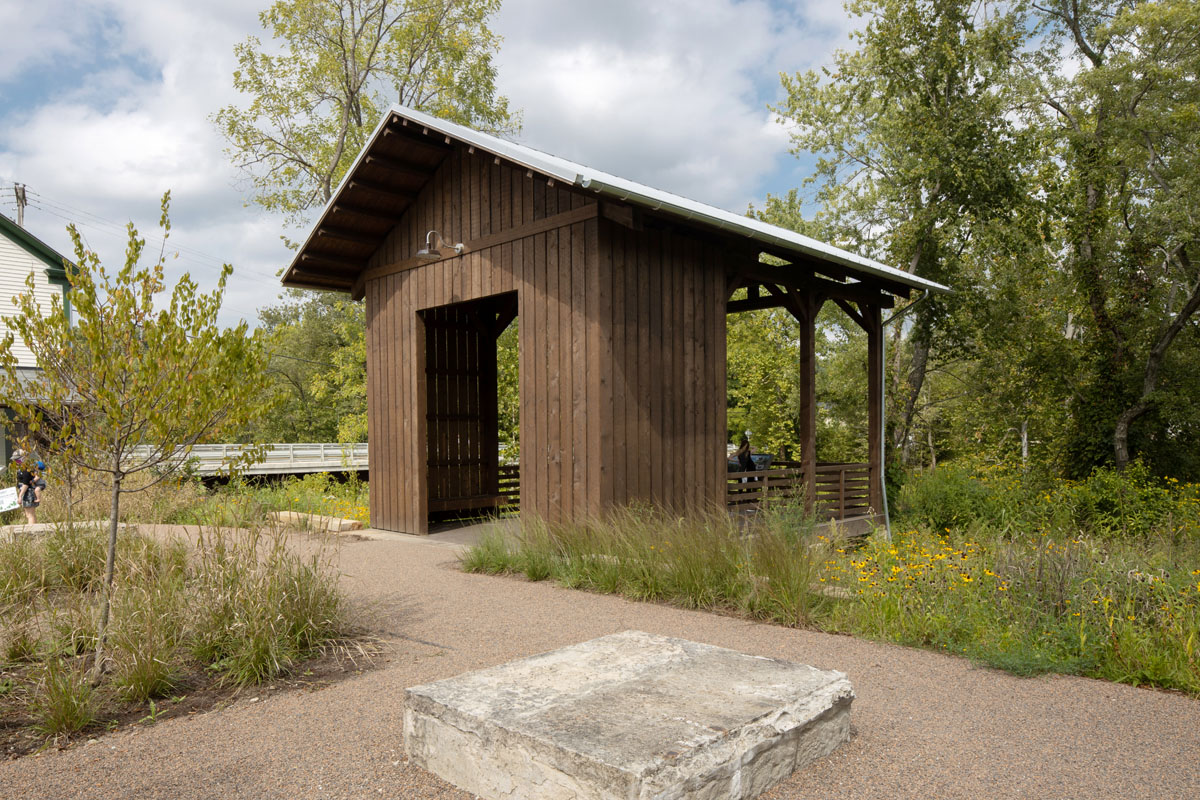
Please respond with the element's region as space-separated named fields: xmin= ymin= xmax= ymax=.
xmin=364 ymin=143 xmax=729 ymax=533
xmin=602 ymin=222 xmax=729 ymax=513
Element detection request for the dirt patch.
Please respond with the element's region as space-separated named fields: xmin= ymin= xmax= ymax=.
xmin=0 ymin=651 xmax=378 ymax=761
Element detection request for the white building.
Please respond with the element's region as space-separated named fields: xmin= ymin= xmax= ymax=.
xmin=0 ymin=213 xmax=71 ymax=461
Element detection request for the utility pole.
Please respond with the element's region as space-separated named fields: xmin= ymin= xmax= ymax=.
xmin=13 ymin=183 xmax=27 ymax=228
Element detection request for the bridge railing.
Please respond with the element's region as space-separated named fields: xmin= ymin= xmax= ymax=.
xmin=127 ymin=443 xmax=369 ymax=476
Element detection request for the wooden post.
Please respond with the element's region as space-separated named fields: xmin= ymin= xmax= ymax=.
xmin=866 ymin=305 xmax=884 ymax=515
xmin=796 ymin=293 xmax=819 ymax=516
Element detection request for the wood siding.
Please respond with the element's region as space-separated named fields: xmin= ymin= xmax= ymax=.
xmin=0 ymin=235 xmax=67 ymax=368
xmin=364 ymin=144 xmax=728 ymax=533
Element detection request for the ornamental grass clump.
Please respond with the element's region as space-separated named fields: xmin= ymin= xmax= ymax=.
xmin=189 ymin=527 xmax=350 ymax=686
xmin=27 ymin=657 xmax=96 ymax=737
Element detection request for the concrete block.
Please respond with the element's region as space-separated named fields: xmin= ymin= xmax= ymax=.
xmin=405 ymin=630 xmax=853 ymax=800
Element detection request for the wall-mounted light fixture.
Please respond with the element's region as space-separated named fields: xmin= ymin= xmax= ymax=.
xmin=415 ymin=230 xmax=464 ymax=260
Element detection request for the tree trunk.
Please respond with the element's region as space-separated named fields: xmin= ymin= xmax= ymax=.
xmin=91 ymin=474 xmax=121 ymax=684
xmin=896 ymin=337 xmax=930 ymax=464
xmin=1020 ymin=419 xmax=1029 ymax=467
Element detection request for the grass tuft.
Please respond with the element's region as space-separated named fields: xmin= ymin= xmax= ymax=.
xmin=28 ymin=657 xmax=96 ymax=737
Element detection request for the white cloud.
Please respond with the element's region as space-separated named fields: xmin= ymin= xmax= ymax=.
xmin=494 ymin=0 xmax=854 ymax=212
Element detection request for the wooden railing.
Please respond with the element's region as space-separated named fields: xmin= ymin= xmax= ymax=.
xmin=726 ymin=462 xmax=872 ymax=520
xmin=497 ymin=464 xmax=520 ymax=507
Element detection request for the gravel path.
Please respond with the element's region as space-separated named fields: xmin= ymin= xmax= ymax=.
xmin=3 ymin=528 xmax=1198 ymax=799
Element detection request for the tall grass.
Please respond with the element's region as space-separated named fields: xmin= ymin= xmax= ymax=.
xmin=28 ymin=657 xmax=96 ymax=736
xmin=464 ymin=503 xmax=829 ymax=628
xmin=189 ymin=527 xmax=349 ymax=686
xmin=172 ymin=472 xmax=370 ymax=528
xmin=0 ymin=521 xmax=360 ymax=742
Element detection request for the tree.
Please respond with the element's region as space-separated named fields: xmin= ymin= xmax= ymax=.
xmin=1028 ymin=0 xmax=1200 ymax=473
xmin=213 ymin=0 xmax=517 ymax=225
xmin=772 ymin=0 xmax=1029 ymax=464
xmin=250 ymin=291 xmax=359 ymax=442
xmin=310 ymin=295 xmax=368 ymax=442
xmin=0 ymin=194 xmax=275 ymax=677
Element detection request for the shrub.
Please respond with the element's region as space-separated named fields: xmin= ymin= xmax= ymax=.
xmin=896 ymin=463 xmax=998 ymax=532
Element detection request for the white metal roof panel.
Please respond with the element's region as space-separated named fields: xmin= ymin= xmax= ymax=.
xmin=377 ymin=105 xmax=949 ymax=295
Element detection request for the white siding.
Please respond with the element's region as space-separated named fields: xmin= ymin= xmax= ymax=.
xmin=0 ymin=234 xmax=67 ymax=368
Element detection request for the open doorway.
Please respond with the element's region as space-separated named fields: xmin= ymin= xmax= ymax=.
xmin=421 ymin=291 xmax=518 ymax=524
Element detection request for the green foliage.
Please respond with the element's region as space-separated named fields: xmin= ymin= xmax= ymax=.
xmin=173 ymin=472 xmax=370 ymax=528
xmin=497 ymin=317 xmax=519 ymax=462
xmin=726 ymin=305 xmax=801 ymax=458
xmin=251 ymin=292 xmax=355 ymax=442
xmin=1029 ymin=0 xmax=1200 ymax=475
xmin=773 ymin=0 xmax=1030 ymax=465
xmin=895 ymin=460 xmax=1200 ymax=541
xmin=822 ymin=523 xmax=1200 ymax=694
xmin=0 ymin=193 xmax=275 ymax=677
xmin=212 ymin=0 xmax=517 ymax=223
xmin=895 ymin=464 xmax=999 ymax=533
xmin=310 ymin=297 xmax=368 ymax=442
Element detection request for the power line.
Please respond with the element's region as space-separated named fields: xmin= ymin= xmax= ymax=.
xmin=3 ymin=183 xmax=291 ymax=287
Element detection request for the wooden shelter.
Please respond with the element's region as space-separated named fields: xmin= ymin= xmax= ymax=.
xmin=283 ymin=106 xmax=949 ymax=535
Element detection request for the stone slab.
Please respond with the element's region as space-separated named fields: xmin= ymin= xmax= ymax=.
xmin=268 ymin=511 xmax=364 ymax=532
xmin=404 ymin=630 xmax=854 ymax=800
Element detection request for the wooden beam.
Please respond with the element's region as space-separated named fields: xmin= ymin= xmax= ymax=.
xmin=492 ymin=293 xmax=519 ymax=336
xmin=599 ymin=201 xmax=642 ymax=231
xmin=351 ymin=204 xmax=599 ymax=299
xmin=756 ymin=243 xmax=915 ymax=297
xmin=833 ymin=297 xmax=866 ymax=330
xmin=740 ymin=262 xmax=895 ymax=309
xmin=798 ymin=292 xmax=819 ymax=515
xmin=382 ymin=121 xmax=452 ymax=154
xmin=300 ymin=251 xmax=362 ymax=271
xmin=348 ymin=178 xmax=417 ymax=201
xmin=727 ymin=292 xmax=791 ymax=314
xmin=317 ymin=225 xmax=384 ymax=247
xmin=282 ymin=268 xmax=353 ymax=291
xmin=364 ymin=153 xmax=435 ymax=181
xmin=332 ymin=203 xmax=398 ymax=224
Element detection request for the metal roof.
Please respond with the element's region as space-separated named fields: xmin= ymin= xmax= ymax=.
xmin=285 ymin=104 xmax=950 ymax=296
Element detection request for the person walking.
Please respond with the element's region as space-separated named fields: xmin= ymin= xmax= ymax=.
xmin=15 ymin=455 xmax=36 ymax=525
xmin=15 ymin=459 xmax=44 ymax=525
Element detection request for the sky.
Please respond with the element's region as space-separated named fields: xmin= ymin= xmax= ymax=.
xmin=0 ymin=0 xmax=857 ymax=327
